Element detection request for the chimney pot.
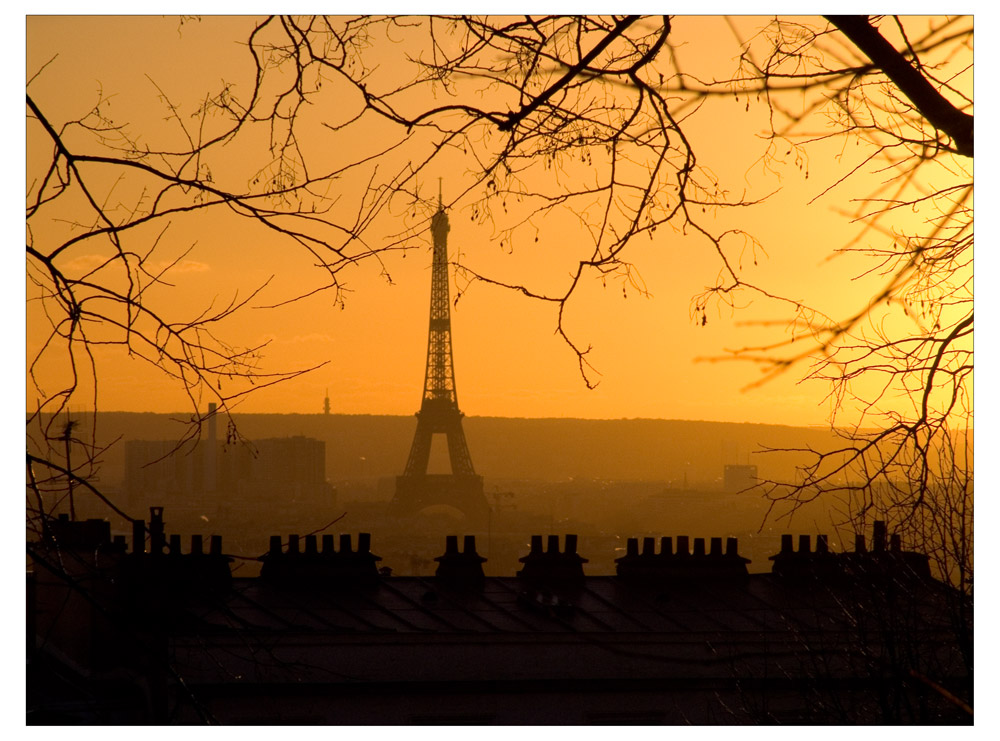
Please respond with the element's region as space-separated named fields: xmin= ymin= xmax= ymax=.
xmin=642 ymin=537 xmax=655 ymax=556
xmin=269 ymin=535 xmax=282 ymax=556
xmin=305 ymin=535 xmax=318 ymax=555
xmin=693 ymin=538 xmax=706 ymax=557
xmin=726 ymin=537 xmax=739 ymax=557
xmin=530 ymin=535 xmax=542 ymax=555
xmin=445 ymin=535 xmax=459 ymax=554
xmin=854 ymin=533 xmax=867 ymax=553
xmin=192 ymin=534 xmax=204 ymax=555
xmin=289 ymin=534 xmax=300 ymax=554
xmin=781 ymin=533 xmax=793 ymax=553
xmin=873 ymin=521 xmax=887 ymax=552
xmin=890 ymin=533 xmax=901 ymax=552
xmin=210 ymin=535 xmax=222 ymax=556
xmin=798 ymin=535 xmax=811 ymax=554
xmin=463 ymin=535 xmax=477 ymax=554
xmin=169 ymin=533 xmax=181 ymax=555
xmin=626 ymin=538 xmax=639 ymax=557
xmin=546 ymin=535 xmax=559 ymax=553
xmin=149 ymin=507 xmax=165 ymax=555
xmin=358 ymin=533 xmax=371 ymax=553
xmin=340 ymin=533 xmax=352 ymax=554
xmin=132 ymin=519 xmax=145 ymax=555
xmin=565 ymin=534 xmax=578 ymax=555
xmin=322 ymin=534 xmax=334 ymax=554
xmin=661 ymin=537 xmax=673 ymax=557
xmin=816 ymin=534 xmax=829 ymax=553
xmin=710 ymin=537 xmax=723 ymax=556
xmin=677 ymin=535 xmax=689 ymax=556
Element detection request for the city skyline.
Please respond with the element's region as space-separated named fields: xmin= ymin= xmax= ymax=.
xmin=25 ymin=16 xmax=975 ymax=725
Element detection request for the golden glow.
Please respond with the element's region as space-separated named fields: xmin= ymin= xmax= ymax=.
xmin=26 ymin=16 xmax=972 ymax=427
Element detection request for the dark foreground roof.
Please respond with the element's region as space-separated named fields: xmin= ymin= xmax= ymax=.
xmin=28 ymin=517 xmax=972 ymax=725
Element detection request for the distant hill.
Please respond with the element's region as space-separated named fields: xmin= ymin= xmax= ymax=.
xmin=35 ymin=412 xmax=845 ymax=488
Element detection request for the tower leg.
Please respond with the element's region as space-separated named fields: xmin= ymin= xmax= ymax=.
xmin=404 ymin=420 xmax=433 ymax=476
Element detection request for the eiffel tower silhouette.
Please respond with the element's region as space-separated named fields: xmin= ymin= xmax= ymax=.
xmin=390 ymin=185 xmax=488 ymax=523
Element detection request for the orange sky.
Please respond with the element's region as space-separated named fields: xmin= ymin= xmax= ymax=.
xmin=25 ymin=16 xmax=971 ymax=426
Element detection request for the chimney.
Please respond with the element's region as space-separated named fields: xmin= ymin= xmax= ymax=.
xmin=564 ymin=534 xmax=579 ymax=555
xmin=798 ymin=534 xmax=811 ymax=554
xmin=435 ymin=534 xmax=486 ymax=589
xmin=149 ymin=507 xmax=165 ymax=555
xmin=890 ymin=533 xmax=902 ymax=552
xmin=261 ymin=532 xmax=381 ymax=584
xmin=210 ymin=535 xmax=222 ymax=556
xmin=620 ymin=534 xmax=750 ymax=581
xmin=132 ymin=518 xmax=145 ymax=555
xmin=872 ymin=521 xmax=887 ymax=552
xmin=780 ymin=533 xmax=793 ymax=553
xmin=816 ymin=534 xmax=829 ymax=554
xmin=192 ymin=534 xmax=204 ymax=555
xmin=676 ymin=535 xmax=690 ymax=556
xmin=169 ymin=533 xmax=181 ymax=555
xmin=855 ymin=533 xmax=867 ymax=553
xmin=518 ymin=534 xmax=587 ymax=590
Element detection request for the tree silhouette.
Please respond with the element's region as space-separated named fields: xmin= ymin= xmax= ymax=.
xmin=27 ymin=16 xmax=972 ymax=583
xmin=216 ymin=15 xmax=971 ymax=575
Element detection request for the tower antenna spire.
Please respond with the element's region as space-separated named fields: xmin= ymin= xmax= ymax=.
xmin=438 ymin=177 xmax=443 ymax=209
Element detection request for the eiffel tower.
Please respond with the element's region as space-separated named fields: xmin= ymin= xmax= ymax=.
xmin=390 ymin=187 xmax=488 ymax=524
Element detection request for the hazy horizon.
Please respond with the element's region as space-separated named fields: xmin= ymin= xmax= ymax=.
xmin=35 ymin=407 xmax=843 ymax=428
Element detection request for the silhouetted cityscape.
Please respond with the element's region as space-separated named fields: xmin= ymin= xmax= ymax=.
xmin=26 ymin=196 xmax=973 ymax=724
xmin=27 ymin=15 xmax=974 ymax=726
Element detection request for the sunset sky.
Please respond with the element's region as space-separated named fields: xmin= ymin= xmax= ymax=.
xmin=25 ymin=15 xmax=972 ymax=427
